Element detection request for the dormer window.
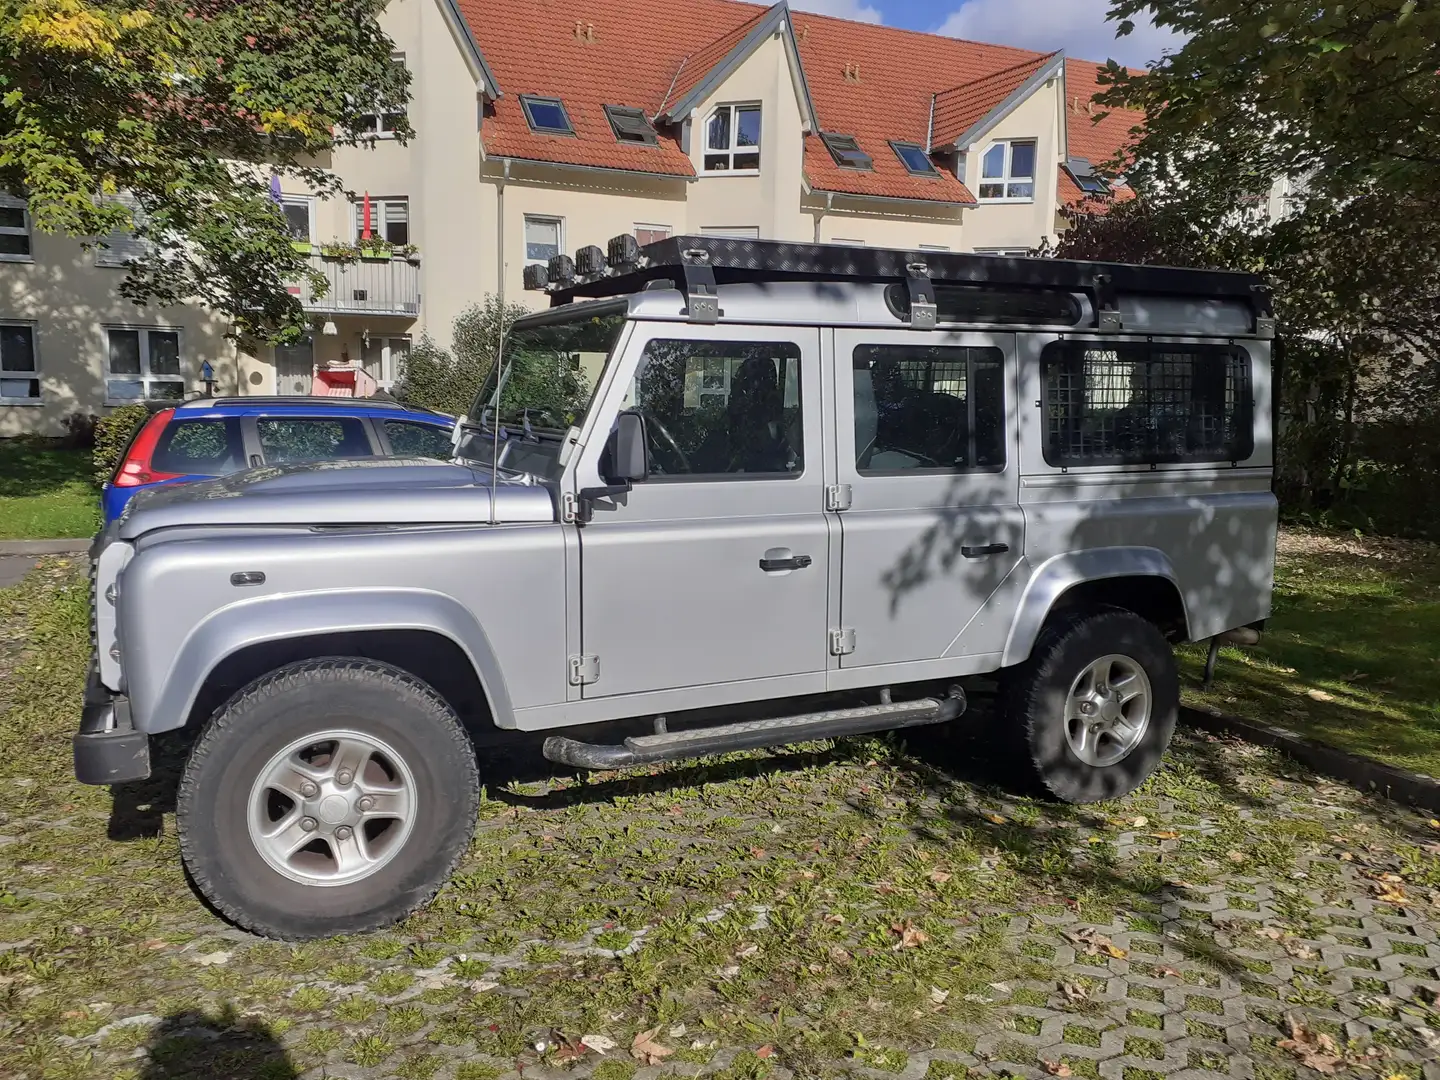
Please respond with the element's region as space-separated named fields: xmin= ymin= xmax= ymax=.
xmin=521 ymin=95 xmax=575 ymax=136
xmin=821 ymin=133 xmax=873 ymax=171
xmin=979 ymin=139 xmax=1036 ymax=201
xmin=703 ymin=104 xmax=761 ymax=172
xmin=605 ymin=105 xmax=658 ymax=146
xmin=1064 ymin=157 xmax=1110 ymax=195
xmin=891 ymin=141 xmax=939 ymax=177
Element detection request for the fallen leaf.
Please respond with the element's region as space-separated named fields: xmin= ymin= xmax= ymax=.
xmin=717 ymin=965 xmax=740 ymax=978
xmin=749 ymin=847 xmax=766 ymax=859
xmin=552 ymin=1040 xmax=588 ymax=1062
xmin=193 ymin=951 xmax=231 ymax=966
xmin=892 ymin=921 xmax=928 ymax=948
xmin=141 ymin=939 xmax=168 ymax=950
xmin=61 ymin=1010 xmax=86 ymax=1019
xmin=736 ymin=944 xmax=759 ymax=958
xmin=667 ymin=1024 xmax=687 ymax=1039
xmin=1060 ymin=981 xmax=1089 ymax=1003
xmin=798 ymin=870 xmax=816 ymax=880
xmin=1277 ymin=1015 xmax=1344 ymax=1074
xmin=470 ymin=980 xmax=499 ymax=993
xmin=983 ymin=812 xmax=1007 ymax=825
xmin=929 ymin=986 xmax=949 ymax=1005
xmin=1150 ymin=831 xmax=1180 ymax=841
xmin=1429 ymin=819 xmax=1440 ymax=831
xmin=755 ymin=1045 xmax=774 ymax=1059
xmin=1339 ymin=851 xmax=1354 ymax=861
xmin=1156 ymin=966 xmax=1182 ymax=978
xmin=1131 ymin=816 xmax=1149 ymax=828
xmin=1042 ymin=1061 xmax=1072 ymax=1078
xmin=1283 ymin=939 xmax=1318 ymax=961
xmin=823 ymin=912 xmax=845 ymax=925
xmin=1064 ymin=927 xmax=1126 ymax=959
xmin=927 ymin=869 xmax=952 ymax=884
xmin=691 ymin=1039 xmax=719 ymax=1051
xmin=580 ymin=1034 xmax=617 ymax=1054
xmin=631 ymin=1027 xmax=673 ymax=1066
xmin=1306 ymin=688 xmax=1335 ymax=703
xmin=1227 ymin=851 xmax=1248 ymax=863
xmin=1254 ymin=926 xmax=1285 ymax=940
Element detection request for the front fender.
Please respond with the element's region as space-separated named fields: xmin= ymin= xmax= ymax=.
xmin=1000 ymin=547 xmax=1188 ymax=668
xmin=130 ymin=588 xmax=514 ymax=734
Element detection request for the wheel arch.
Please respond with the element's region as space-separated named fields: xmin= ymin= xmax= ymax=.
xmin=1002 ymin=548 xmax=1190 ymax=668
xmin=132 ymin=589 xmax=515 ymax=735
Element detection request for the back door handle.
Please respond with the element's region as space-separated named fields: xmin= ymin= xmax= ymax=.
xmin=961 ymin=543 xmax=1010 ymax=558
xmin=759 ymin=554 xmax=813 ymax=572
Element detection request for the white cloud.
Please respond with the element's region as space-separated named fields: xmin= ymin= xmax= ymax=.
xmin=934 ymin=0 xmax=1182 ymax=67
xmin=790 ymin=0 xmax=883 ymax=25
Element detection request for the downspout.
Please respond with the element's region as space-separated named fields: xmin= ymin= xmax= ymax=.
xmin=496 ymin=158 xmax=511 ymax=306
xmin=813 ymin=191 xmax=833 ymax=243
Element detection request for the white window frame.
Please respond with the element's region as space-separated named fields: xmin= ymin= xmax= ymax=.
xmin=524 ymin=215 xmax=564 ymax=267
xmin=0 ymin=320 xmax=40 ymax=404
xmin=353 ymin=196 xmax=409 ymax=246
xmin=977 ymin=139 xmax=1037 ymax=203
xmin=103 ymin=325 xmax=185 ymax=404
xmin=355 ymin=53 xmax=408 ymax=139
xmin=0 ymin=194 xmax=32 ymax=263
xmin=699 ymin=226 xmax=760 ymax=239
xmin=701 ymin=102 xmax=762 ymax=175
xmin=281 ymin=195 xmax=315 ymax=244
xmin=974 ymin=247 xmax=1033 ymax=257
xmin=361 ymin=334 xmax=411 ymax=389
xmin=634 ymin=223 xmax=671 ymax=246
xmin=919 ymin=244 xmax=951 ymax=252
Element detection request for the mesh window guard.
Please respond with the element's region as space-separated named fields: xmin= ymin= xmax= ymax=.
xmin=1042 ymin=340 xmax=1253 ymax=466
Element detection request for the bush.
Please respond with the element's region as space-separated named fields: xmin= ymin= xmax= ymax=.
xmin=92 ymin=405 xmax=152 ymax=485
xmin=394 ymin=296 xmax=529 ymax=417
xmin=61 ymin=411 xmax=99 ymax=450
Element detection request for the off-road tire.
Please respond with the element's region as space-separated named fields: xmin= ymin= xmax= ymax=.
xmin=177 ymin=658 xmax=479 ymax=939
xmin=1004 ymin=609 xmax=1177 ymax=803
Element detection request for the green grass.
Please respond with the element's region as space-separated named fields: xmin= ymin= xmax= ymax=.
xmin=1181 ymin=528 xmax=1440 ymax=775
xmin=0 ymin=441 xmax=99 ymax=540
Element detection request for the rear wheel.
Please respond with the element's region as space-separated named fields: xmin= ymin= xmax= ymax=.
xmin=177 ymin=659 xmax=479 ymax=939
xmin=1005 ymin=609 xmax=1177 ymax=803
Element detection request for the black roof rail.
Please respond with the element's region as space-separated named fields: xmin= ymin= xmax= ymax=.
xmin=186 ymin=396 xmax=445 ymax=415
xmin=525 ymin=235 xmax=1274 ymax=336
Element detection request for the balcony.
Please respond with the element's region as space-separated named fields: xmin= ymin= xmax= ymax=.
xmin=291 ymin=251 xmax=421 ymax=318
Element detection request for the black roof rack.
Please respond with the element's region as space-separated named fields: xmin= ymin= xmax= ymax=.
xmin=526 ymin=235 xmax=1274 ymax=336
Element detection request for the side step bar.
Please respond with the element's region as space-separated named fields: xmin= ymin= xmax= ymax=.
xmin=542 ymin=692 xmax=965 ymax=770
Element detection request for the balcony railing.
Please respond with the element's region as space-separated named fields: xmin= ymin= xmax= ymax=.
xmin=291 ymin=251 xmax=421 ymax=318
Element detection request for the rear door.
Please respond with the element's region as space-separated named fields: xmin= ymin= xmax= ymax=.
xmin=832 ymin=329 xmax=1025 ymax=669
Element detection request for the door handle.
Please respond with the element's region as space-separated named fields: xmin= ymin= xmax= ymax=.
xmin=960 ymin=543 xmax=1010 ymax=558
xmin=759 ymin=554 xmax=813 ymax=572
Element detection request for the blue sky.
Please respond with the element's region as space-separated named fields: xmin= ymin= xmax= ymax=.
xmin=791 ymin=0 xmax=1183 ymax=67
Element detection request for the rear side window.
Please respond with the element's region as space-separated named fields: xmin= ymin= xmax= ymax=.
xmin=151 ymin=418 xmax=244 ymax=476
xmin=383 ymin=419 xmax=452 ymax=460
xmin=257 ymin=417 xmax=374 ymax=464
xmin=1042 ymin=341 xmax=1253 ymax=466
xmin=852 ymin=344 xmax=1005 ymax=473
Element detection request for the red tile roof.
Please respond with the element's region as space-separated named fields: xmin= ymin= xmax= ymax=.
xmin=931 ymin=53 xmax=1059 ymax=151
xmin=1061 ymin=58 xmax=1144 ymax=204
xmin=460 ymin=0 xmax=1138 ymax=204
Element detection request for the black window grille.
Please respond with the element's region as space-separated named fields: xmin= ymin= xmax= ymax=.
xmin=886 ymin=283 xmax=1081 ymax=326
xmin=1041 ymin=340 xmax=1252 ymax=466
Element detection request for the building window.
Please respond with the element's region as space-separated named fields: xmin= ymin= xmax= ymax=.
xmin=361 ymin=335 xmax=411 ymax=388
xmin=0 ymin=194 xmax=31 ymax=261
xmin=1064 ymin=157 xmax=1110 ymax=196
xmin=524 ymin=216 xmax=563 ymax=266
xmin=605 ymin=105 xmax=658 ymax=145
xmin=281 ymin=196 xmax=314 ymax=243
xmin=852 ymin=344 xmax=1006 ymax=473
xmin=94 ymin=193 xmax=153 ymax=268
xmin=919 ymin=244 xmax=951 ymax=252
xmin=520 ymin=95 xmax=575 ymax=136
xmin=892 ymin=142 xmax=939 ymax=177
xmin=699 ymin=226 xmax=760 ymax=239
xmin=703 ymin=104 xmax=761 ymax=172
xmin=831 ymin=238 xmax=863 ymax=246
xmin=0 ymin=322 xmax=39 ymax=402
xmin=353 ymin=197 xmax=409 ymax=245
xmin=634 ymin=224 xmax=670 ymax=246
xmin=820 ymin=132 xmax=872 ymax=171
xmin=1042 ymin=340 xmax=1254 ymax=466
xmin=355 ymin=54 xmax=408 ymax=137
xmin=105 ymin=327 xmax=184 ymax=403
xmin=974 ymin=247 xmax=1032 ymax=257
xmin=978 ymin=140 xmax=1037 ymax=201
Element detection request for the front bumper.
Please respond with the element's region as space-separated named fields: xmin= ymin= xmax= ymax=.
xmin=73 ymin=658 xmax=151 ymax=785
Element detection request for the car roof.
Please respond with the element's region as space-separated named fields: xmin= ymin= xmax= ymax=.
xmin=170 ymin=397 xmax=454 ymax=424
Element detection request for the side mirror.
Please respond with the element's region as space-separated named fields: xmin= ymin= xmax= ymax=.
xmin=604 ymin=410 xmax=650 ymax=484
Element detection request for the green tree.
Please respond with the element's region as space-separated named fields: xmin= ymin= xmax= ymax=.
xmin=0 ymin=0 xmax=409 ymax=341
xmin=395 ymin=296 xmax=528 ymax=417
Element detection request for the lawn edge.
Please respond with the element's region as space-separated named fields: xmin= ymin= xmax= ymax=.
xmin=0 ymin=538 xmax=91 ymax=556
xmin=1180 ymin=704 xmax=1440 ymax=812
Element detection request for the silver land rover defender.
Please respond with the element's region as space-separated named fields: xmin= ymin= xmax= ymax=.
xmin=75 ymin=238 xmax=1278 ymax=939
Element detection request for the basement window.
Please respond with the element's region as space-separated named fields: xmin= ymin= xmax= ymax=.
xmin=520 ymin=95 xmax=575 ymax=136
xmin=891 ymin=141 xmax=939 ymax=177
xmin=605 ymin=105 xmax=658 ymax=145
xmin=821 ymin=132 xmax=873 ymax=171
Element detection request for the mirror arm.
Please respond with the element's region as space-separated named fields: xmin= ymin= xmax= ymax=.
xmin=575 ymin=482 xmax=633 ymax=524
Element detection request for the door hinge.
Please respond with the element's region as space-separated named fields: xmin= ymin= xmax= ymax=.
xmin=568 ymin=654 xmax=600 ymax=686
xmin=828 ymin=628 xmax=856 ymax=656
xmin=825 ymin=484 xmax=852 ymax=512
xmin=561 ymin=492 xmax=579 ymax=523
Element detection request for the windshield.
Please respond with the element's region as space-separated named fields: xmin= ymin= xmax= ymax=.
xmin=456 ymin=304 xmax=628 ymax=481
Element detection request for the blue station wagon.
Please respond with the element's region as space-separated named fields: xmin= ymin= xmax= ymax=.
xmin=102 ymin=397 xmax=456 ymax=523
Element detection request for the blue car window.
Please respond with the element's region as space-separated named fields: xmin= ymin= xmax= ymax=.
xmin=258 ymin=417 xmax=374 ymax=463
xmin=383 ymin=419 xmax=452 ymax=460
xmin=152 ymin=418 xmax=244 ymax=475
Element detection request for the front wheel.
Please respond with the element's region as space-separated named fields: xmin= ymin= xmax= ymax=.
xmin=1005 ymin=609 xmax=1178 ymax=804
xmin=177 ymin=659 xmax=479 ymax=939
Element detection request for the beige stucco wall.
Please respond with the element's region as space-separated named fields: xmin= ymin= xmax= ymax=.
xmin=958 ymin=76 xmax=1064 ymax=252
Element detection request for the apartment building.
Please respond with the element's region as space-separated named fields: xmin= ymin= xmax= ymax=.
xmin=0 ymin=0 xmax=1139 ymax=436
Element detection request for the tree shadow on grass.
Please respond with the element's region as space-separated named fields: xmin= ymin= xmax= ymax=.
xmin=138 ymin=1004 xmax=296 ymax=1080
xmin=0 ymin=441 xmax=94 ymax=500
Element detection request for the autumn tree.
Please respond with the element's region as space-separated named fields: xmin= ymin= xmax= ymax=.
xmin=0 ymin=0 xmax=409 ymax=340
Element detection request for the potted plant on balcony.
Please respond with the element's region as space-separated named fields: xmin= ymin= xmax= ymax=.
xmin=319 ymin=240 xmax=360 ymax=265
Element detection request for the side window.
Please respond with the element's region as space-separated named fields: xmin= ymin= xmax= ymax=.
xmin=852 ymin=345 xmax=1005 ymax=473
xmin=383 ymin=419 xmax=452 ymax=460
xmin=622 ymin=339 xmax=803 ymax=477
xmin=257 ymin=418 xmax=374 ymax=464
xmin=1042 ymin=341 xmax=1253 ymax=466
xmin=151 ymin=419 xmax=244 ymax=475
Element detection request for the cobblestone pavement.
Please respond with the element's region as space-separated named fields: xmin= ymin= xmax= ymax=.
xmin=2 ymin=562 xmax=1439 ymax=1080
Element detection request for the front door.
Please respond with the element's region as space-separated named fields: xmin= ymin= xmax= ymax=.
xmin=579 ymin=324 xmax=830 ymax=699
xmin=274 ymin=337 xmax=314 ymax=396
xmin=833 ymin=329 xmax=1026 ymax=669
